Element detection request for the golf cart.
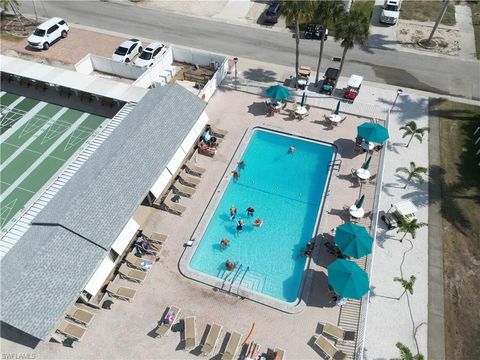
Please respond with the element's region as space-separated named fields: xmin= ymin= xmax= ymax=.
xmin=381 ymin=200 xmax=418 ymax=230
xmin=304 ymin=24 xmax=328 ymax=40
xmin=343 ymin=74 xmax=363 ymax=103
xmin=297 ymin=65 xmax=311 ymax=90
xmin=320 ymin=67 xmax=339 ymax=95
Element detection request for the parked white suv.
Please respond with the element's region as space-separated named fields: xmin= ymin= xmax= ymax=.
xmin=27 ymin=17 xmax=69 ymax=50
xmin=111 ymin=39 xmax=143 ymax=63
xmin=380 ymin=0 xmax=401 ymax=25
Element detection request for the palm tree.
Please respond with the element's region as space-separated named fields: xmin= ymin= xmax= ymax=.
xmin=280 ymin=1 xmax=312 ymax=77
xmin=396 ymin=162 xmax=428 ymax=189
xmin=391 ymin=342 xmax=424 ymax=360
xmin=426 ymin=0 xmax=450 ymax=45
xmin=333 ymin=8 xmax=369 ymax=87
xmin=397 ymin=219 xmax=427 ymax=243
xmin=311 ymin=0 xmax=344 ymax=85
xmin=393 ymin=275 xmax=416 ymax=299
xmin=400 ymin=121 xmax=430 ymax=148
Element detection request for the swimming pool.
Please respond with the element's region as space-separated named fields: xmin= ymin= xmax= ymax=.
xmin=185 ymin=128 xmax=335 ymax=305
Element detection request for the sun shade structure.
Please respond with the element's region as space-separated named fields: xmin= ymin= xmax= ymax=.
xmin=334 ymin=223 xmax=373 ymax=258
xmin=357 ymin=122 xmax=389 ymax=143
xmin=265 ymin=85 xmax=290 ymax=100
xmin=0 ymin=84 xmax=206 ymax=341
xmin=327 ymin=259 xmax=369 ymax=299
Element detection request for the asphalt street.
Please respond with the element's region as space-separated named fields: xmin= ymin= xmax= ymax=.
xmin=20 ymin=1 xmax=480 ymax=99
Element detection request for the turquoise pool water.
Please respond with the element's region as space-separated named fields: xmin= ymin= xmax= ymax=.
xmin=189 ymin=129 xmax=335 ymax=302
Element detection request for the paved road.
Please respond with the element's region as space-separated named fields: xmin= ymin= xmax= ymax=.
xmin=21 ymin=1 xmax=480 ymax=99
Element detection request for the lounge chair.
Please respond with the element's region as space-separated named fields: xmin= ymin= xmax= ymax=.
xmin=156 ymin=306 xmax=181 ymax=338
xmin=198 ymin=141 xmax=216 ymax=157
xmin=163 ymin=197 xmax=186 ymax=216
xmin=57 ymin=320 xmax=86 ymax=341
xmin=118 ymin=263 xmax=148 ymax=283
xmin=221 ymin=331 xmax=243 ymax=360
xmin=148 ymin=232 xmax=168 ymax=244
xmin=66 ymin=305 xmax=95 ymax=327
xmin=184 ymin=316 xmax=197 ymax=351
xmin=125 ymin=252 xmax=154 ymax=270
xmin=323 ymin=322 xmax=345 ymax=341
xmin=179 ymin=170 xmax=201 ymax=187
xmin=130 ymin=248 xmax=157 ymax=262
xmin=274 ymin=348 xmax=285 ymax=360
xmin=106 ymin=282 xmax=137 ymax=301
xmin=173 ymin=181 xmax=196 ymax=197
xmin=201 ymin=323 xmax=223 ymax=356
xmin=185 ymin=160 xmax=206 ymax=177
xmin=209 ymin=125 xmax=228 ymax=138
xmin=314 ymin=335 xmax=338 ymax=359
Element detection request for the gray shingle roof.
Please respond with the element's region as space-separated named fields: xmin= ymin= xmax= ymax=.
xmin=0 ymin=84 xmax=206 ymax=340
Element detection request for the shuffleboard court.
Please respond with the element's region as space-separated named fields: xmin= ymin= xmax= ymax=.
xmin=0 ymin=92 xmax=22 ymax=107
xmin=0 ymin=92 xmax=109 ymax=230
xmin=1 ymin=97 xmax=40 ymax=134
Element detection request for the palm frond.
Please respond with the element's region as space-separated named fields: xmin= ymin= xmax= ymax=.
xmin=396 ymin=167 xmax=409 ymax=174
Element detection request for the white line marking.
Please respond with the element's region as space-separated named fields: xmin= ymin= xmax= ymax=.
xmin=0 ymin=101 xmax=48 ymax=142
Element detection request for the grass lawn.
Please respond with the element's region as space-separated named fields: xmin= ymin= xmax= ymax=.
xmin=468 ymin=1 xmax=480 ymax=59
xmin=432 ymin=100 xmax=480 ymax=360
xmin=400 ymin=0 xmax=456 ymax=26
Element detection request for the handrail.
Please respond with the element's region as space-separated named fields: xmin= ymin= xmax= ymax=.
xmin=229 ymin=264 xmax=242 ymax=284
xmin=238 ymin=266 xmax=250 ymax=289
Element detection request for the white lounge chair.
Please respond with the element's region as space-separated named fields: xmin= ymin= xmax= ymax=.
xmin=118 ymin=263 xmax=148 ymax=283
xmin=173 ymin=181 xmax=196 ymax=197
xmin=185 ymin=160 xmax=206 ymax=177
xmin=163 ymin=197 xmax=187 ymax=216
xmin=106 ymin=282 xmax=137 ymax=302
xmin=314 ymin=335 xmax=339 ymax=359
xmin=66 ymin=305 xmax=95 ymax=326
xmin=148 ymin=232 xmax=167 ymax=244
xmin=125 ymin=252 xmax=154 ymax=270
xmin=274 ymin=348 xmax=285 ymax=360
xmin=156 ymin=305 xmax=181 ymax=338
xmin=179 ymin=170 xmax=201 ymax=187
xmin=323 ymin=322 xmax=345 ymax=341
xmin=184 ymin=316 xmax=197 ymax=351
xmin=221 ymin=331 xmax=243 ymax=360
xmin=201 ymin=323 xmax=223 ymax=356
xmin=209 ymin=125 xmax=228 ymax=138
xmin=56 ymin=320 xmax=86 ymax=341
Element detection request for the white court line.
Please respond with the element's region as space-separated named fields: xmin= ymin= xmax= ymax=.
xmin=0 ymin=113 xmax=90 ymax=201
xmin=0 ymin=107 xmax=69 ymax=172
xmin=0 ymin=91 xmax=5 ymax=98
xmin=0 ymin=102 xmax=48 ymax=142
xmin=0 ymin=96 xmax=25 ymax=119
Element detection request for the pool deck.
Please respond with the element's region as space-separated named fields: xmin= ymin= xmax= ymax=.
xmin=1 ymin=85 xmax=380 ymax=359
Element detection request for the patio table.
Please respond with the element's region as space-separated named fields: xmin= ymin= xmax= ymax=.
xmin=329 ymin=114 xmax=342 ymax=123
xmin=355 ymin=168 xmax=371 ymax=180
xmin=349 ymin=205 xmax=365 ymax=219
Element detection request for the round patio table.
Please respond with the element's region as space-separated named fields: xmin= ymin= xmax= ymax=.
xmin=329 ymin=114 xmax=341 ymax=123
xmin=349 ymin=205 xmax=365 ymax=219
xmin=295 ymin=106 xmax=307 ymax=115
xmin=355 ymin=168 xmax=371 ymax=180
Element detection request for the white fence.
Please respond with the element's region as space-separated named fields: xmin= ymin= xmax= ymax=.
xmin=133 ymin=47 xmax=174 ymax=88
xmin=75 ymin=54 xmax=146 ymax=80
xmin=199 ymin=57 xmax=229 ymax=102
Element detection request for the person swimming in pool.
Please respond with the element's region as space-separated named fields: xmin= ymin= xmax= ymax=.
xmin=229 ymin=206 xmax=237 ymax=220
xmin=238 ymin=160 xmax=245 ymax=170
xmin=246 ymin=206 xmax=254 ymax=217
xmin=236 ymin=219 xmax=244 ymax=232
xmin=220 ymin=238 xmax=229 ymax=248
xmin=232 ymin=170 xmax=240 ymax=180
xmin=253 ymin=218 xmax=263 ymax=227
xmin=226 ymin=260 xmax=237 ymax=271
xmin=288 ymin=146 xmax=295 ymax=154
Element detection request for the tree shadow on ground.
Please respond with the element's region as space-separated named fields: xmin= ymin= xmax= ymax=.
xmin=364 ymin=33 xmax=398 ymax=54
xmin=376 ymin=94 xmax=429 ymax=124
xmin=242 ymin=68 xmax=277 ymax=83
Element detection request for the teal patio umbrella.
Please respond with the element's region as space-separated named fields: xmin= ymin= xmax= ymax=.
xmin=327 ymin=259 xmax=369 ymax=299
xmin=334 ymin=100 xmax=341 ymax=115
xmin=357 ymin=123 xmax=389 ymax=143
xmin=265 ymin=85 xmax=290 ymax=100
xmin=362 ymin=156 xmax=372 ymax=170
xmin=355 ymin=194 xmax=365 ymax=209
xmin=334 ymin=223 xmax=373 ymax=258
xmin=300 ymin=92 xmax=307 ymax=107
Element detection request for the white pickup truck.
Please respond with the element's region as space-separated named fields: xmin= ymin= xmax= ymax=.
xmin=380 ymin=0 xmax=402 ymax=25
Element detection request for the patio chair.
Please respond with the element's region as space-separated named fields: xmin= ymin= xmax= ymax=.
xmin=274 ymin=348 xmax=285 ymax=360
xmin=314 ymin=334 xmax=338 ymax=359
xmin=185 ymin=160 xmax=206 ymax=177
xmin=323 ymin=322 xmax=345 ymax=341
xmin=221 ymin=331 xmax=243 ymax=360
xmin=179 ymin=170 xmax=201 ymax=187
xmin=173 ymin=181 xmax=196 ymax=197
xmin=56 ymin=320 xmax=86 ymax=341
xmin=148 ymin=232 xmax=168 ymax=244
xmin=156 ymin=305 xmax=181 ymax=338
xmin=198 ymin=141 xmax=217 ymax=157
xmin=209 ymin=125 xmax=228 ymax=138
xmin=130 ymin=248 xmax=157 ymax=263
xmin=184 ymin=316 xmax=197 ymax=351
xmin=163 ymin=197 xmax=187 ymax=216
xmin=66 ymin=305 xmax=95 ymax=327
xmin=106 ymin=282 xmax=137 ymax=302
xmin=125 ymin=252 xmax=154 ymax=271
xmin=118 ymin=263 xmax=148 ymax=283
xmin=201 ymin=323 xmax=223 ymax=356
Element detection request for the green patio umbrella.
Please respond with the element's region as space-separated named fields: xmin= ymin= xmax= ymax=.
xmin=327 ymin=259 xmax=369 ymax=299
xmin=300 ymin=92 xmax=307 ymax=107
xmin=265 ymin=85 xmax=290 ymax=100
xmin=357 ymin=123 xmax=389 ymax=143
xmin=334 ymin=223 xmax=373 ymax=258
xmin=334 ymin=100 xmax=341 ymax=115
xmin=355 ymin=194 xmax=365 ymax=209
xmin=362 ymin=156 xmax=372 ymax=170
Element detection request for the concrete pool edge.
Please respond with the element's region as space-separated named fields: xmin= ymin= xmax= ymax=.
xmin=178 ymin=126 xmax=338 ymax=314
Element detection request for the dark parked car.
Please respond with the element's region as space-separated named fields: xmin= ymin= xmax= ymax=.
xmin=304 ymin=24 xmax=328 ymax=40
xmin=263 ymin=2 xmax=281 ymax=24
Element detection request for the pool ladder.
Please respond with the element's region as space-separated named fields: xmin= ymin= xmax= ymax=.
xmin=221 ymin=264 xmax=242 ymax=290
xmin=229 ymin=266 xmax=249 ymax=294
xmin=329 ymin=159 xmax=342 ymax=171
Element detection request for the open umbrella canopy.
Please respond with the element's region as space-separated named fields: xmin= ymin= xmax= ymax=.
xmin=265 ymin=85 xmax=290 ymax=100
xmin=327 ymin=259 xmax=369 ymax=299
xmin=334 ymin=222 xmax=373 ymax=258
xmin=362 ymin=156 xmax=372 ymax=170
xmin=334 ymin=100 xmax=341 ymax=115
xmin=355 ymin=194 xmax=365 ymax=209
xmin=357 ymin=122 xmax=389 ymax=143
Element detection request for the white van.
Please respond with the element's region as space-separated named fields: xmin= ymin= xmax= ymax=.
xmin=27 ymin=17 xmax=69 ymax=50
